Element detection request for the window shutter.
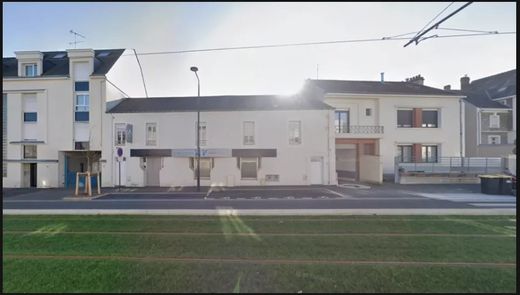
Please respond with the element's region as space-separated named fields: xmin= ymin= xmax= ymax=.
xmin=489 ymin=114 xmax=500 ymax=128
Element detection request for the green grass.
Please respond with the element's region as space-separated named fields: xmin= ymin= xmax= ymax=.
xmin=3 ymin=215 xmax=516 ymax=293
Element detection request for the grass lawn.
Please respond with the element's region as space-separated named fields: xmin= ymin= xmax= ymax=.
xmin=3 ymin=215 xmax=516 ymax=293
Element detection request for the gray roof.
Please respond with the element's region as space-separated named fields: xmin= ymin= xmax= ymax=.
xmin=459 ymin=69 xmax=516 ymax=109
xmin=3 ymin=49 xmax=125 ymax=77
xmin=468 ymin=69 xmax=516 ymax=99
xmin=305 ymin=79 xmax=460 ymax=96
xmin=106 ymin=95 xmax=334 ymax=113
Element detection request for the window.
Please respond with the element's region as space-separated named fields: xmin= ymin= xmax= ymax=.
xmin=366 ymin=108 xmax=372 ymax=116
xmin=488 ymin=135 xmax=501 ymax=145
xmin=97 ymin=52 xmax=111 ymax=57
xmin=24 ymin=112 xmax=37 ymax=122
xmin=240 ymin=157 xmax=258 ymax=179
xmin=52 ymin=53 xmax=66 ymax=58
xmin=196 ymin=122 xmax=207 ymax=146
xmin=422 ymin=110 xmax=438 ymax=128
xmin=146 ymin=123 xmax=157 ymax=146
xmin=335 ymin=111 xmax=349 ymax=133
xmin=75 ymin=142 xmax=89 ymax=150
xmin=3 ymin=94 xmax=7 ymax=177
xmin=397 ymin=145 xmax=413 ymax=163
xmin=75 ymin=94 xmax=89 ymax=121
xmin=397 ymin=110 xmax=413 ymax=127
xmin=243 ymin=121 xmax=255 ymax=145
xmin=24 ymin=64 xmax=37 ymax=77
xmin=489 ymin=114 xmax=500 ymax=128
xmin=23 ymin=145 xmax=37 ymax=159
xmin=421 ymin=145 xmax=438 ymax=163
xmin=191 ymin=158 xmax=211 ymax=179
xmin=75 ymin=81 xmax=89 ymax=91
xmin=289 ymin=121 xmax=302 ymax=145
xmin=115 ymin=123 xmax=127 ymax=146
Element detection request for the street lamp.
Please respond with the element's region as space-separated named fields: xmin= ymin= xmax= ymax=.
xmin=190 ymin=66 xmax=201 ymax=192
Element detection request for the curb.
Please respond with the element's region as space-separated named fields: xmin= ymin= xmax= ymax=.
xmin=3 ymin=208 xmax=516 ymax=215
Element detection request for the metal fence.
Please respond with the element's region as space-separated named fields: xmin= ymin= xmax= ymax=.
xmin=395 ymin=156 xmax=507 ymax=174
xmin=336 ymin=125 xmax=384 ymax=134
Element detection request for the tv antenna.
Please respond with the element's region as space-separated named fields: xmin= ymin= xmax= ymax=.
xmin=69 ymin=30 xmax=86 ymax=48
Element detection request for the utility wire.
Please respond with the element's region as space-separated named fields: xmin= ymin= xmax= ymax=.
xmin=119 ymin=30 xmax=513 ymax=58
xmin=120 ymin=36 xmax=412 ymax=57
xmin=418 ymin=31 xmax=514 ymax=42
xmin=132 ymin=49 xmax=149 ymax=98
xmin=404 ymin=1 xmax=473 ymax=47
xmin=410 ymin=2 xmax=455 ymax=41
xmin=437 ymin=27 xmax=499 ymax=34
xmin=106 ymin=78 xmax=130 ymax=98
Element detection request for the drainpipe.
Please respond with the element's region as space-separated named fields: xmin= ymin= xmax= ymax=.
xmin=459 ymin=98 xmax=463 ymax=157
xmin=327 ymin=110 xmax=332 ymax=185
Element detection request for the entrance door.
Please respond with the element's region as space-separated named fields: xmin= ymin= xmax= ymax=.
xmin=29 ymin=163 xmax=37 ymax=187
xmin=310 ymin=158 xmax=323 ymax=185
xmin=145 ymin=157 xmax=161 ymax=186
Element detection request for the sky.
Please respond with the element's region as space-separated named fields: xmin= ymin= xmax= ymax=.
xmin=2 ymin=2 xmax=516 ymax=97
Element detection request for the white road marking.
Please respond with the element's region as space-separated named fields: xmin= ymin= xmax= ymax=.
xmin=417 ymin=193 xmax=516 ymax=203
xmin=324 ymin=188 xmax=350 ymax=199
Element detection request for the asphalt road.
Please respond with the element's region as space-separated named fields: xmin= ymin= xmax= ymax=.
xmin=3 ymin=184 xmax=516 ymax=210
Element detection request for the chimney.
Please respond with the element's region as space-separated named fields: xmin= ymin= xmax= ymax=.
xmin=460 ymin=75 xmax=470 ymax=91
xmin=380 ymin=72 xmax=384 ymax=83
xmin=444 ymin=85 xmax=451 ymax=90
xmin=405 ymin=74 xmax=424 ymax=85
xmin=66 ymin=48 xmax=95 ymax=81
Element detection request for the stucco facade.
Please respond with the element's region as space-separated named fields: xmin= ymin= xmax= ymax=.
xmin=102 ymin=108 xmax=337 ymax=187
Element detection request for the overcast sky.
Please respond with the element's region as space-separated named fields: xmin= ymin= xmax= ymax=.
xmin=3 ymin=2 xmax=516 ymax=97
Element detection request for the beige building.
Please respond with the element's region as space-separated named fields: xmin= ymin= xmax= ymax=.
xmin=2 ymin=48 xmax=144 ymax=188
xmin=304 ymin=75 xmax=466 ymax=183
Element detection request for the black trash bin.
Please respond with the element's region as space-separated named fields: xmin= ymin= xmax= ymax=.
xmin=479 ymin=175 xmax=513 ymax=195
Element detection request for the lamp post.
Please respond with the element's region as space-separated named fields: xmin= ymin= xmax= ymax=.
xmin=190 ymin=66 xmax=201 ymax=192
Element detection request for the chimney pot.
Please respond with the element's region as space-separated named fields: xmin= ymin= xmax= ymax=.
xmin=460 ymin=75 xmax=470 ymax=91
xmin=444 ymin=85 xmax=451 ymax=90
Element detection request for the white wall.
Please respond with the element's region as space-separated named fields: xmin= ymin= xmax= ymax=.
xmin=102 ymin=109 xmax=336 ymax=187
xmin=325 ymin=93 xmax=463 ymax=175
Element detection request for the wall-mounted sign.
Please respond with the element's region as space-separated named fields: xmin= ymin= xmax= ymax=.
xmin=172 ymin=148 xmax=232 ymax=158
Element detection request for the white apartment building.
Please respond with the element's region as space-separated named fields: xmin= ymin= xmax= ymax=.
xmin=304 ymin=75 xmax=466 ymax=183
xmin=103 ymin=95 xmax=336 ymax=187
xmin=2 ymin=48 xmax=144 ymax=188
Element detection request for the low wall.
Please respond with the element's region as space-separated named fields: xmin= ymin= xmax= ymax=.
xmin=507 ymin=154 xmax=516 ymax=175
xmin=399 ymin=175 xmax=480 ymax=184
xmin=359 ymin=155 xmax=382 ymax=184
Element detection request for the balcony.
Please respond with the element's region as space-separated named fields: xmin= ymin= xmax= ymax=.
xmin=335 ymin=125 xmax=384 ymax=138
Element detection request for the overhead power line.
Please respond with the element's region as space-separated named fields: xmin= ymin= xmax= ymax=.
xmin=106 ymin=78 xmax=130 ymax=98
xmin=411 ymin=2 xmax=455 ymax=41
xmin=119 ymin=30 xmax=513 ymax=58
xmin=132 ymin=49 xmax=149 ymax=98
xmin=404 ymin=1 xmax=473 ymax=47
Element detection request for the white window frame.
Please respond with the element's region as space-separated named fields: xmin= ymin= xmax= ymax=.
xmin=421 ymin=109 xmax=439 ymax=128
xmin=75 ymin=93 xmax=89 ymax=112
xmin=24 ymin=63 xmax=37 ymax=77
xmin=489 ymin=113 xmax=500 ymax=128
xmin=488 ymin=135 xmax=501 ymax=145
xmin=243 ymin=121 xmax=255 ymax=145
xmin=196 ymin=121 xmax=207 ymax=146
xmin=23 ymin=145 xmax=37 ymax=159
xmin=289 ymin=120 xmax=302 ymax=145
xmin=146 ymin=123 xmax=157 ymax=146
xmin=240 ymin=157 xmax=258 ymax=180
xmin=115 ymin=123 xmax=127 ymax=146
xmin=397 ymin=108 xmax=413 ymax=128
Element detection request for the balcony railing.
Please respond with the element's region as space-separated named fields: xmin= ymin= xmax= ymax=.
xmin=336 ymin=125 xmax=384 ymax=134
xmin=395 ymin=156 xmax=507 ymax=174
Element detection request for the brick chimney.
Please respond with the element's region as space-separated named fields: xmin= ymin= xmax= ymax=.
xmin=405 ymin=74 xmax=424 ymax=85
xmin=444 ymin=85 xmax=451 ymax=90
xmin=460 ymin=75 xmax=470 ymax=91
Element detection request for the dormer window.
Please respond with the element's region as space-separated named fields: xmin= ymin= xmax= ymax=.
xmin=24 ymin=64 xmax=37 ymax=77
